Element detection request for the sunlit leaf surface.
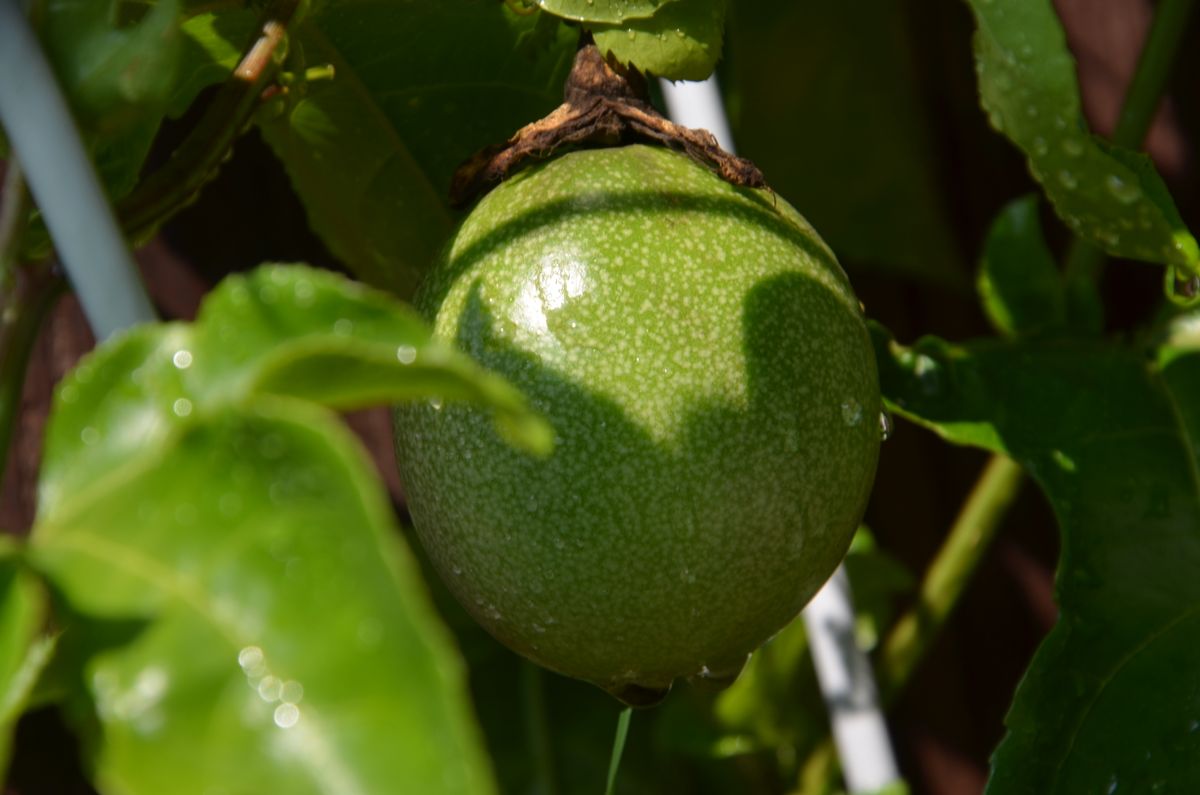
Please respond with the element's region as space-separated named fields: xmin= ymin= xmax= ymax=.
xmin=28 ymin=264 xmax=556 ymax=794
xmin=965 ymin=0 xmax=1199 ymax=276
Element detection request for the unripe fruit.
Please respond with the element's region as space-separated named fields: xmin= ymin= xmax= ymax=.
xmin=395 ymin=144 xmax=880 ymax=705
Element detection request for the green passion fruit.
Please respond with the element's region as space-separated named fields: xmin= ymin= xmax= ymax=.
xmin=394 ymin=144 xmax=880 ymax=706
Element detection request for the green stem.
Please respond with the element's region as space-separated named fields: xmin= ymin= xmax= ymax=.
xmin=876 ymin=455 xmax=1023 ymax=704
xmin=0 ymin=267 xmax=65 ymax=491
xmin=793 ymin=738 xmax=837 ymax=795
xmin=604 ymin=707 xmax=632 ymax=795
xmin=1062 ymin=0 xmax=1196 ymax=285
xmin=0 ymin=162 xmax=30 ymax=278
xmin=117 ymin=0 xmax=299 ymax=243
xmin=522 ymin=663 xmax=557 ymax=795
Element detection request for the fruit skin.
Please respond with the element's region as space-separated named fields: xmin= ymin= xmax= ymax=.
xmin=394 ymin=144 xmax=880 ymax=703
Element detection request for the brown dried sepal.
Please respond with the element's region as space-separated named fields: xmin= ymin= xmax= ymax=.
xmin=449 ymin=44 xmax=766 ymax=207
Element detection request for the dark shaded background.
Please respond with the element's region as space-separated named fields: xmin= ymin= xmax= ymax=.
xmin=2 ymin=1 xmax=1196 ymax=792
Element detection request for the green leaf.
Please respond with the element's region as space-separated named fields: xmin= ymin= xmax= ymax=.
xmin=535 ymin=0 xmax=671 ymax=23
xmin=168 ymin=8 xmax=259 ymax=117
xmin=871 ymin=325 xmax=1200 ymax=793
xmin=590 ymin=0 xmax=725 ymax=80
xmin=965 ymin=0 xmax=1199 ymax=276
xmin=976 ymin=195 xmax=1069 ymax=336
xmin=40 ymin=0 xmax=184 ymax=197
xmin=257 ymin=2 xmax=575 ymax=297
xmin=26 ymin=263 xmax=555 ymax=792
xmin=38 ymin=264 xmax=551 ymax=525
xmin=725 ymin=0 xmax=965 ymax=287
xmin=32 ymin=402 xmax=497 ymax=794
xmin=0 ymin=551 xmax=55 ymax=778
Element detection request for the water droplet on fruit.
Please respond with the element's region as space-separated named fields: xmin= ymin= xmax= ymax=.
xmin=172 ymin=349 xmax=193 ymax=369
xmin=80 ymin=426 xmax=100 ymax=445
xmin=172 ymin=398 xmax=193 ymax=417
xmin=840 ymin=399 xmax=863 ymax=427
xmin=878 ymin=410 xmax=893 ymax=441
xmin=1057 ymin=170 xmax=1078 ymax=190
xmin=396 ymin=345 xmax=417 ymax=364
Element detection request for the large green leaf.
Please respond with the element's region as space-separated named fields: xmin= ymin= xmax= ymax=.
xmin=27 ymin=263 xmax=557 ymax=792
xmin=872 ymin=325 xmax=1200 ymax=792
xmin=726 ymin=0 xmax=964 ymax=286
xmin=32 ymin=402 xmax=497 ymax=794
xmin=257 ymin=1 xmax=575 ymax=297
xmin=590 ymin=0 xmax=725 ymax=80
xmin=38 ymin=265 xmax=549 ymax=522
xmin=965 ymin=0 xmax=1199 ymax=276
xmin=0 ymin=550 xmax=55 ymax=778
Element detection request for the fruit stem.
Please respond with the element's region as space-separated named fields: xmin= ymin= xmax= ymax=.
xmin=1062 ymin=0 xmax=1197 ymax=287
xmin=522 ymin=663 xmax=558 ymax=795
xmin=604 ymin=707 xmax=632 ymax=795
xmin=875 ymin=454 xmax=1024 ymax=703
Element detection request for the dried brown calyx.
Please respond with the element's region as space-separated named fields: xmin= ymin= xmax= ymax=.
xmin=449 ymin=43 xmax=766 ymax=207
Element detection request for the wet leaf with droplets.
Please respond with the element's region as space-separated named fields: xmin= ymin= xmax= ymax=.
xmin=31 ymin=404 xmax=496 ymax=794
xmin=965 ymin=0 xmax=1199 ymax=277
xmin=871 ymin=323 xmax=1200 ymax=793
xmin=37 ymin=264 xmax=550 ymax=522
xmin=587 ymin=0 xmax=725 ymax=80
xmin=535 ymin=0 xmax=676 ymax=24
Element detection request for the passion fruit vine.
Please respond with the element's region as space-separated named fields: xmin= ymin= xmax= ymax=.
xmin=394 ymin=143 xmax=881 ymax=706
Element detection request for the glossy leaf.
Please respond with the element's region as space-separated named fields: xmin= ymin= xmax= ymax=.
xmin=534 ymin=0 xmax=670 ymax=23
xmin=872 ymin=325 xmax=1200 ymax=793
xmin=38 ymin=265 xmax=550 ymax=522
xmin=25 ymin=263 xmax=558 ymax=793
xmin=591 ymin=0 xmax=725 ymax=80
xmin=257 ymin=1 xmax=575 ymax=297
xmin=0 ymin=550 xmax=55 ymax=778
xmin=32 ymin=402 xmax=497 ymax=795
xmin=965 ymin=0 xmax=1199 ymax=276
xmin=977 ymin=195 xmax=1068 ymax=336
xmin=726 ymin=0 xmax=964 ymax=286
